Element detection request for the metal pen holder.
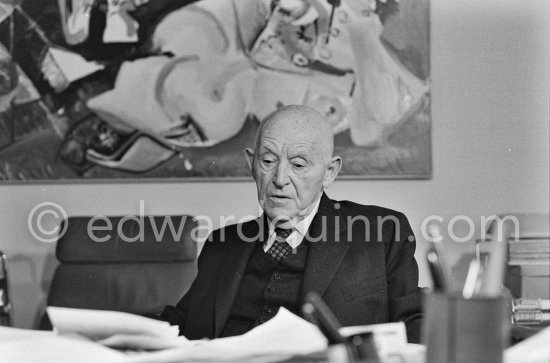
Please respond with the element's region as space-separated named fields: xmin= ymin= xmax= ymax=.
xmin=423 ymin=292 xmax=511 ymax=363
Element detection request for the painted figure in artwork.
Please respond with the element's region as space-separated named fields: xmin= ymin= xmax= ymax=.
xmin=84 ymin=0 xmax=428 ymax=171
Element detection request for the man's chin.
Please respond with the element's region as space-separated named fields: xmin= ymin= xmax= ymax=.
xmin=265 ymin=209 xmax=297 ymax=227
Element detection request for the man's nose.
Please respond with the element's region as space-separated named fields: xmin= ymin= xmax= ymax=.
xmin=273 ymin=162 xmax=290 ymax=188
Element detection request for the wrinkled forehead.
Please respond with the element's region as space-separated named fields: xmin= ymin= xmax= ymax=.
xmin=257 ymin=110 xmax=333 ymax=158
xmin=259 ymin=131 xmax=316 ymax=158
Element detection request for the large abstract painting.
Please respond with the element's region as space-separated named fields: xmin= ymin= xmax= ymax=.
xmin=0 ymin=0 xmax=430 ymax=181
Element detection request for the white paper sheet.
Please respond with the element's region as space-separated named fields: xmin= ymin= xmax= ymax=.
xmin=505 ymin=326 xmax=550 ymax=363
xmin=0 ymin=328 xmax=127 ymax=363
xmin=47 ymin=306 xmax=180 ymax=340
xmin=123 ymin=307 xmax=328 ymax=362
xmin=339 ymin=321 xmax=407 ymax=358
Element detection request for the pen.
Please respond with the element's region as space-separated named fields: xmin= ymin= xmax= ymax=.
xmin=462 ymin=259 xmax=482 ymax=298
xmin=303 ymin=292 xmax=382 ymax=362
xmin=426 ymin=224 xmax=452 ymax=292
xmin=302 ymin=291 xmax=347 ymax=345
xmin=481 ymin=222 xmax=513 ymax=296
xmin=426 ymin=249 xmax=449 ymax=292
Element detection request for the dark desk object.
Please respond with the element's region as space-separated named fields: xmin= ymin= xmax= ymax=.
xmin=510 ymin=298 xmax=550 ymax=343
xmin=40 ymin=215 xmax=198 ymax=329
xmin=0 ymin=251 xmax=11 ymax=326
xmin=512 ymin=298 xmax=550 ymax=326
xmin=303 ymin=292 xmax=380 ymax=363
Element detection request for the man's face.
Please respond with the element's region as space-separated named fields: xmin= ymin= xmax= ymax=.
xmin=248 ymin=123 xmax=329 ymax=225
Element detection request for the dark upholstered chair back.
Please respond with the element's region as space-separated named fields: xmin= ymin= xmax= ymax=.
xmin=42 ymin=215 xmax=198 ymax=327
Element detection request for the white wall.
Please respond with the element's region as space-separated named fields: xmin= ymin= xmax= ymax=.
xmin=1 ymin=0 xmax=549 ymax=329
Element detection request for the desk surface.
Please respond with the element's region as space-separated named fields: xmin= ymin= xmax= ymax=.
xmin=0 ymin=326 xmax=423 ymax=363
xmin=1 ymin=326 xmax=549 ymax=363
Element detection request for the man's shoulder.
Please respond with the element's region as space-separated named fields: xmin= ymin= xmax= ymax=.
xmin=331 ymin=198 xmax=408 ymax=220
xmin=327 ymin=198 xmax=414 ymax=244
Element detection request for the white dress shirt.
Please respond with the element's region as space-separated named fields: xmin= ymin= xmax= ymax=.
xmin=263 ymin=196 xmax=322 ymax=253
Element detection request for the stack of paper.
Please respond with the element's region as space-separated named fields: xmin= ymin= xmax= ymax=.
xmin=123 ymin=308 xmax=328 ymax=363
xmin=2 ymin=307 xmax=434 ymax=362
xmin=46 ymin=306 xmax=328 ymax=362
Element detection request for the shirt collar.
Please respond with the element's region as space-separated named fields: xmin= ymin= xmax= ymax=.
xmin=293 ymin=196 xmax=322 ymax=237
xmin=266 ymin=195 xmax=322 ymax=236
xmin=264 ymin=195 xmax=322 ymax=251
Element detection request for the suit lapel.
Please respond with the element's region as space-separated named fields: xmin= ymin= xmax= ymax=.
xmin=213 ymin=217 xmax=266 ymax=337
xmin=301 ymin=194 xmax=349 ymax=301
xmin=213 ymin=195 xmax=348 ymax=335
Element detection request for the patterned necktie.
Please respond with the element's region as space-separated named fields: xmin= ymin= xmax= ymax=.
xmin=266 ymin=228 xmax=293 ymax=262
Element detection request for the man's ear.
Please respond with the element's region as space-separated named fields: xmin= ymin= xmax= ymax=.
xmin=323 ymin=156 xmax=342 ymax=188
xmin=244 ymin=148 xmax=255 ymax=174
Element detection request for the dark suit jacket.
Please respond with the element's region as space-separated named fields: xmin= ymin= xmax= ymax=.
xmin=161 ymin=193 xmax=423 ymax=342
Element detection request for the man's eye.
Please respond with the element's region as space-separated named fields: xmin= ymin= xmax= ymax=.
xmin=293 ymin=163 xmax=305 ymax=169
xmin=263 ymin=159 xmax=274 ymax=165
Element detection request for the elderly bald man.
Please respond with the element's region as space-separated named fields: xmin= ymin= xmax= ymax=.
xmin=160 ymin=105 xmax=423 ymax=343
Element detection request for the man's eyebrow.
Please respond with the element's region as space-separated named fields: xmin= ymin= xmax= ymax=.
xmin=289 ymin=153 xmax=309 ymax=161
xmin=259 ymin=144 xmax=276 ymax=155
xmin=289 ymin=146 xmax=313 ymax=159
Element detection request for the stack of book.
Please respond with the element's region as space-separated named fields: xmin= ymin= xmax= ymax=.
xmin=477 ymin=214 xmax=550 ymax=299
xmin=509 ymin=237 xmax=550 ymax=266
xmin=505 ymin=215 xmax=550 ymax=299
